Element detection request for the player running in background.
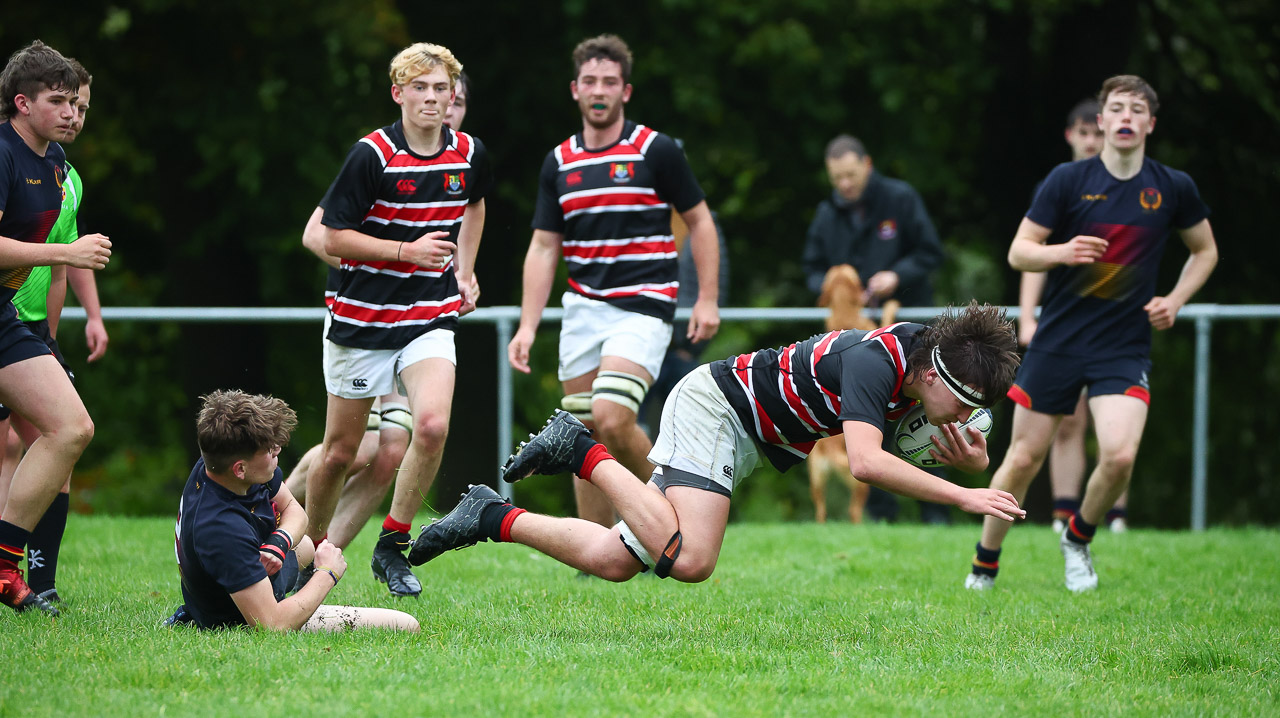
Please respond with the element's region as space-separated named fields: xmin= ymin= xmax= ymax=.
xmin=303 ymin=42 xmax=491 ymax=598
xmin=966 ymin=75 xmax=1218 ymax=593
xmin=285 ymin=71 xmax=474 ymax=553
xmin=0 ymin=41 xmax=111 ymax=616
xmin=414 ymin=303 xmax=1024 ymax=584
xmin=168 ymin=390 xmax=417 ymax=632
xmin=0 ymin=57 xmax=108 ymax=605
xmin=507 ymin=34 xmax=720 ymax=530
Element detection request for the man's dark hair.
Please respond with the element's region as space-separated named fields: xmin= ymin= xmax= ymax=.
xmin=825 ymin=134 xmax=868 ymax=160
xmin=66 ymin=57 xmax=91 ymax=88
xmin=572 ymin=34 xmax=633 ymax=82
xmin=1065 ymin=98 xmax=1099 ymax=129
xmin=0 ymin=40 xmax=78 ymax=120
xmin=907 ymin=302 xmax=1020 ymax=408
xmin=456 ymin=70 xmax=470 ymax=103
xmin=196 ymin=390 xmax=297 ymax=474
xmin=1097 ymin=74 xmax=1159 ymax=116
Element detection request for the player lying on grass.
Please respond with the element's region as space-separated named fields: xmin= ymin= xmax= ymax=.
xmin=167 ymin=390 xmax=417 ymax=632
xmin=409 ymin=302 xmax=1025 ymax=583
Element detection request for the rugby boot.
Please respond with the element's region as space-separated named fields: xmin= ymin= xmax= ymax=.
xmin=162 ymin=605 xmax=195 ymax=627
xmin=371 ymin=544 xmax=422 ymax=597
xmin=501 ymin=410 xmax=593 ymax=483
xmin=408 ymin=484 xmax=506 ymax=566
xmin=0 ymin=564 xmax=59 ymax=616
xmin=1060 ymin=528 xmax=1099 ymax=592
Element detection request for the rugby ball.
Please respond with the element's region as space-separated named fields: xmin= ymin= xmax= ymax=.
xmin=894 ymin=405 xmax=993 ymax=468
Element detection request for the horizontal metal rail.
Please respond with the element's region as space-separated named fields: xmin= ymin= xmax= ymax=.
xmin=60 ymin=304 xmax=1280 ymax=528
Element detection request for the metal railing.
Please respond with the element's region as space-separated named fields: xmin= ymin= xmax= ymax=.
xmin=61 ymin=303 xmax=1280 ymax=530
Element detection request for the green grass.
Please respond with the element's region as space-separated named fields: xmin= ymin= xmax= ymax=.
xmin=2 ymin=515 xmax=1278 ymax=717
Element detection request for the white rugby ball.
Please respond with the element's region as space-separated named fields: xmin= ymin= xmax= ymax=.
xmin=894 ymin=405 xmax=993 ymax=468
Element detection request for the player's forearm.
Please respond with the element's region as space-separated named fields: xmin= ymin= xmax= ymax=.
xmin=45 ymin=265 xmax=67 ymax=336
xmin=1165 ymin=244 xmax=1219 ymax=308
xmin=0 ymin=236 xmax=77 ymax=269
xmin=276 ymin=501 xmax=308 ymax=548
xmin=454 ymin=200 xmax=485 ymax=281
xmin=1018 ymin=272 xmax=1046 ymax=319
xmin=518 ymin=238 xmax=559 ymax=331
xmin=302 ymin=207 xmax=342 ymax=269
xmin=67 ymin=266 xmax=103 ymax=320
xmin=1008 ymin=237 xmax=1059 ymax=272
xmin=263 ymin=579 xmax=332 ymax=631
xmin=848 ymin=448 xmax=965 ymax=505
xmin=323 ymin=227 xmax=400 ymax=263
xmin=685 ymin=209 xmax=720 ymax=303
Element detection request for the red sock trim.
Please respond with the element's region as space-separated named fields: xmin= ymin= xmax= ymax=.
xmin=382 ymin=516 xmax=412 ymax=534
xmin=499 ymin=508 xmax=527 ymax=543
xmin=1068 ymin=515 xmax=1092 ymax=542
xmin=0 ymin=543 xmax=23 ymax=561
xmin=579 ymin=444 xmax=615 ymax=483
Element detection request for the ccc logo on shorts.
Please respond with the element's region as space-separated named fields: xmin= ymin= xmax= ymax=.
xmin=352 ymin=378 xmax=368 ymax=390
xmin=722 ymin=465 xmax=733 ymax=479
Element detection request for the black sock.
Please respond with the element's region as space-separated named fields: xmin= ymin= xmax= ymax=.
xmin=478 ymin=501 xmax=521 ymax=543
xmin=971 ymin=542 xmax=1001 ymax=577
xmin=570 ymin=431 xmax=600 ymax=475
xmin=1105 ymin=507 xmax=1127 ymax=523
xmin=27 ymin=492 xmax=68 ymax=593
xmin=1066 ymin=513 xmax=1097 ymax=544
xmin=1052 ymin=498 xmax=1080 ymax=521
xmin=0 ymin=519 xmax=31 ymax=570
xmin=377 ymin=529 xmax=410 ymax=552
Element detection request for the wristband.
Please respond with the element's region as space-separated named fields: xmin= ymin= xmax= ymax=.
xmin=259 ymin=529 xmax=292 ymax=562
xmin=315 ymin=566 xmax=340 ymax=586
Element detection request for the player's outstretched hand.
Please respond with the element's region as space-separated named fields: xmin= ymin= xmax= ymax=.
xmin=1059 ymin=235 xmax=1108 ymax=266
xmin=313 ymin=540 xmax=348 ymax=582
xmin=68 ymin=233 xmax=111 ymax=270
xmin=687 ymin=298 xmax=720 ymax=343
xmin=401 ymin=231 xmax=453 ymax=269
xmin=1143 ymin=295 xmax=1182 ymax=330
xmin=507 ymin=327 xmax=535 ymax=374
xmin=929 ymin=423 xmax=989 ymax=473
xmin=957 ymin=488 xmax=1025 ymax=522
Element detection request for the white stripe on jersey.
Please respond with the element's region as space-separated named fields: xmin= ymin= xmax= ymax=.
xmin=572 ymin=279 xmax=679 ymax=302
xmin=330 ymin=296 xmax=462 ymax=328
xmin=358 ymin=130 xmax=397 ymax=167
xmin=559 ymin=186 xmax=659 ymax=203
xmin=382 ymin=161 xmax=473 ymax=174
xmin=564 ymin=203 xmax=671 ymax=221
xmin=780 ymin=344 xmax=829 ymax=434
xmin=563 ymin=235 xmax=677 ymax=264
xmin=562 ymin=234 xmax=674 ymax=248
xmin=557 ymin=152 xmax=648 ymax=172
xmin=342 ymin=262 xmax=450 ymax=279
xmin=331 ymin=310 xmax=461 ymax=329
xmin=373 ymin=199 xmax=470 ymax=211
xmin=565 ymin=252 xmax=677 ymax=265
xmin=365 ymin=216 xmax=464 ymax=229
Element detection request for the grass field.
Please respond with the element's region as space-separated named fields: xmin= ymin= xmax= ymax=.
xmin=2 ymin=514 xmax=1277 ymax=717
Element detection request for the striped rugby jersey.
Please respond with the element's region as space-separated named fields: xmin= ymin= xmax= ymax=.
xmin=0 ymin=122 xmax=67 ymax=304
xmin=321 ymin=121 xmax=491 ymax=349
xmin=709 ymin=323 xmax=926 ymax=471
xmin=531 ymin=121 xmax=704 ymax=322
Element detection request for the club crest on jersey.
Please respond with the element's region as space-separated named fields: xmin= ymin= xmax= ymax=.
xmin=611 ymin=162 xmax=634 ymax=183
xmin=443 ymin=172 xmax=466 ymax=195
xmin=878 ymin=219 xmax=898 ymax=240
xmin=1139 ymin=187 xmax=1162 ymax=212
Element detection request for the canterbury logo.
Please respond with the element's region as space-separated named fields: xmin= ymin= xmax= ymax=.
xmin=722 ymin=465 xmax=733 ymax=479
xmin=396 ymin=179 xmax=417 ymax=194
xmin=352 ymin=378 xmax=368 ymax=390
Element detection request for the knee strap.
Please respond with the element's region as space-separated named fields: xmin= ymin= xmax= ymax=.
xmin=592 ymin=371 xmax=650 ymax=415
xmin=560 ymin=392 xmax=594 ymax=423
xmin=365 ymin=409 xmax=382 ymax=432
xmin=654 ymin=530 xmax=682 ymax=579
xmin=379 ymin=403 xmax=413 ymax=435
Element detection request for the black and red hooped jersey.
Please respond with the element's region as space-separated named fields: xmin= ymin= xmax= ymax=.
xmin=321 ymin=121 xmax=492 ymax=349
xmin=709 ymin=323 xmax=926 ymax=471
xmin=531 ymin=121 xmax=704 ymax=322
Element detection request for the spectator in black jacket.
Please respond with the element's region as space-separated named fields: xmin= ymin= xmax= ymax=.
xmin=802 ymin=134 xmax=950 ymax=524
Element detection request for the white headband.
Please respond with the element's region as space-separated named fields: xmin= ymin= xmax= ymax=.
xmin=931 ymin=346 xmax=986 ymax=408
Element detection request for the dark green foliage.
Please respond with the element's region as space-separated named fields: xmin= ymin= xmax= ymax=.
xmin=1 ymin=0 xmax=1275 ymax=521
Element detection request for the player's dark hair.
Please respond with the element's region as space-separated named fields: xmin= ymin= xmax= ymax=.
xmin=908 ymin=302 xmax=1020 ymax=408
xmin=825 ymin=134 xmax=867 ymax=160
xmin=196 ymin=390 xmax=297 ymax=474
xmin=456 ymin=71 xmax=470 ymax=103
xmin=0 ymin=40 xmax=79 ymax=120
xmin=1097 ymin=74 xmax=1159 ymax=115
xmin=66 ymin=57 xmax=91 ymax=88
xmin=572 ymin=34 xmax=633 ymax=82
xmin=1065 ymin=98 xmax=1099 ymax=129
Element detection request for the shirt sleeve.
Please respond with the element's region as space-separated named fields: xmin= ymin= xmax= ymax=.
xmin=320 ymin=141 xmax=382 ymax=231
xmin=530 ymin=151 xmax=565 ymax=232
xmin=0 ymin=146 xmax=14 ymax=213
xmin=835 ymin=347 xmax=899 ymax=432
xmin=1025 ymin=162 xmax=1072 ymax=231
xmin=1171 ymin=169 xmax=1210 ymax=230
xmin=467 ymin=136 xmax=493 ymax=204
xmin=195 ymin=517 xmax=268 ymax=595
xmin=648 ymin=133 xmax=706 ymax=214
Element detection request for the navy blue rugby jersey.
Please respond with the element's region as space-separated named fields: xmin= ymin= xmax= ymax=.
xmin=321 ymin=122 xmax=492 ymax=349
xmin=0 ymin=122 xmax=67 ymax=303
xmin=710 ymin=323 xmax=926 ymax=471
xmin=531 ymin=121 xmax=704 ymax=322
xmin=174 ymin=459 xmax=282 ymax=629
xmin=1027 ymin=155 xmax=1208 ymax=356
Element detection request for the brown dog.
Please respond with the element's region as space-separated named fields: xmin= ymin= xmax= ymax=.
xmin=807 ymin=265 xmax=899 ymax=523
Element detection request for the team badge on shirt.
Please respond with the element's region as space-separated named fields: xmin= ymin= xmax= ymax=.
xmin=611 ymin=162 xmax=634 ymax=183
xmin=443 ymin=172 xmax=466 ymax=195
xmin=877 ymin=219 xmax=898 ymax=240
xmin=1139 ymin=188 xmax=1162 ymax=213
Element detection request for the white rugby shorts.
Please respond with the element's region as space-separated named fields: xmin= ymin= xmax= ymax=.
xmin=557 ymin=291 xmax=672 ymax=382
xmin=646 ymin=364 xmax=761 ymax=495
xmin=324 ymin=328 xmax=455 ymax=399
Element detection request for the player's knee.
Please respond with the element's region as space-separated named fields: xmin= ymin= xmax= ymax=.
xmin=590 ymin=403 xmax=636 ymax=443
xmin=51 ymin=412 xmax=94 ymax=453
xmin=590 ymin=371 xmax=648 ymax=437
xmin=1097 ymin=445 xmax=1138 ymax=478
xmin=320 ymin=441 xmax=360 ymax=474
xmin=669 ymin=551 xmax=717 ymax=584
xmin=411 ymin=413 xmax=449 ymax=453
xmin=1004 ymin=440 xmax=1048 ymax=479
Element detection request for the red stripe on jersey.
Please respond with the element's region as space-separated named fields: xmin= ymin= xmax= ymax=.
xmin=560 ymin=190 xmax=665 ymax=214
xmin=732 ymin=353 xmax=784 ymax=444
xmin=630 ymin=125 xmax=656 ymax=150
xmin=808 ymin=331 xmax=844 ymax=415
xmin=341 ymin=258 xmax=445 ymax=275
xmin=567 ymin=278 xmax=678 ymax=300
xmin=453 ymin=130 xmax=472 ymax=159
xmin=365 ymin=203 xmax=464 ymax=225
xmin=364 ymin=130 xmax=395 ymax=164
xmin=778 ymin=344 xmax=826 ymax=433
xmin=865 ymin=324 xmax=909 ymax=398
xmin=331 ymin=297 xmax=462 ymax=325
xmin=562 ymin=238 xmax=676 ymax=260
